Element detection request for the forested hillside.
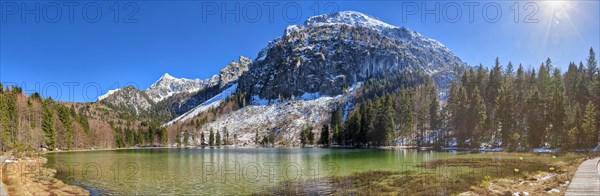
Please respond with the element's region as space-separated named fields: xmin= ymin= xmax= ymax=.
xmin=0 ymin=86 xmax=168 ymax=152
xmin=446 ymin=48 xmax=599 ymax=149
xmin=322 ymin=48 xmax=599 ymax=149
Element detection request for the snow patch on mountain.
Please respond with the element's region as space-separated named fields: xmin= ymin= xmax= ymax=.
xmin=163 ymin=83 xmax=238 ymax=127
xmin=195 ymin=82 xmax=362 ymax=146
xmin=98 ymin=88 xmax=122 ymax=101
xmin=304 ymin=11 xmax=396 ymax=31
xmin=145 ymin=73 xmax=206 ymax=103
xmin=200 ymin=96 xmax=340 ymax=146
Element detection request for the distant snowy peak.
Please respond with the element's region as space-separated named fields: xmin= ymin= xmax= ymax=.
xmin=303 ymin=11 xmax=396 ymax=31
xmin=145 ymin=73 xmax=204 ymax=103
xmin=144 ymin=56 xmax=252 ymax=103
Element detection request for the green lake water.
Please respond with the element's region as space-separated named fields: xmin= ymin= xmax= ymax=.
xmin=44 ymin=148 xmax=461 ymax=195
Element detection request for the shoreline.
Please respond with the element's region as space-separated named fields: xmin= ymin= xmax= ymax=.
xmin=1 ymin=155 xmax=8 ymax=196
xmin=1 ymin=156 xmax=89 ymax=196
xmin=8 ymin=148 xmax=590 ymax=195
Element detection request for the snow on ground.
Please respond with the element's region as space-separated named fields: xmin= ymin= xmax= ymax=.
xmin=197 ymin=82 xmax=362 ymax=146
xmin=200 ymin=96 xmax=340 ymax=146
xmin=162 ymin=84 xmax=238 ymax=127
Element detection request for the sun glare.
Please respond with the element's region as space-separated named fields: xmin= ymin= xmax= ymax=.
xmin=548 ymin=1 xmax=565 ymax=10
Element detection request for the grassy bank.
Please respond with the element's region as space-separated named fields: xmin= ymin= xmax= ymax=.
xmin=255 ymin=153 xmax=585 ymax=195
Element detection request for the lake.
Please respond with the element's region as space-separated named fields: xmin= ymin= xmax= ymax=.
xmin=44 ymin=148 xmax=460 ymax=195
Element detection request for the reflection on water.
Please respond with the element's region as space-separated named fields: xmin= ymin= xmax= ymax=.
xmin=44 ymin=148 xmax=457 ymax=195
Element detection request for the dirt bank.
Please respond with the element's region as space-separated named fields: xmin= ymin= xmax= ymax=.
xmin=1 ymin=156 xmax=89 ymax=196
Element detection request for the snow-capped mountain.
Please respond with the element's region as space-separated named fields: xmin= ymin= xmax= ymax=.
xmin=145 ymin=56 xmax=251 ymax=103
xmin=239 ymin=11 xmax=466 ymax=100
xmin=145 ymin=73 xmax=208 ymax=103
xmin=303 ymin=11 xmax=395 ymax=32
xmin=98 ymin=56 xmax=251 ymax=117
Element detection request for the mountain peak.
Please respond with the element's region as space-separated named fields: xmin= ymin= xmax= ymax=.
xmin=303 ymin=11 xmax=396 ymax=31
xmin=161 ymin=73 xmax=175 ymax=80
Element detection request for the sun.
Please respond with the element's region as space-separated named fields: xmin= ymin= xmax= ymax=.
xmin=546 ymin=1 xmax=570 ymax=12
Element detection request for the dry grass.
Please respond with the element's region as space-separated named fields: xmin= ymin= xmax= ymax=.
xmin=2 ymin=156 xmax=89 ymax=196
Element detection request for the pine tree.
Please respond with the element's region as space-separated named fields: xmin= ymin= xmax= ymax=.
xmin=358 ymin=103 xmax=370 ymax=146
xmin=224 ymin=127 xmax=229 ymax=145
xmin=429 ymin=85 xmax=440 ymax=145
xmin=175 ymin=132 xmax=182 ymax=147
xmin=346 ymin=110 xmax=362 ymax=146
xmin=549 ymin=69 xmax=566 ymax=147
xmin=42 ymin=101 xmax=56 ymax=150
xmin=300 ymin=127 xmax=307 ymax=146
xmin=216 ymin=131 xmax=221 ymax=146
xmin=587 ymin=48 xmax=597 ymax=79
xmin=209 ymin=129 xmax=214 ymax=146
xmin=564 ymin=62 xmax=579 ymax=104
xmin=319 ymin=124 xmax=330 ymax=146
xmin=498 ymin=81 xmax=515 ymax=149
xmin=330 ymin=106 xmax=343 ymax=145
xmin=566 ymin=103 xmax=582 ymax=149
xmin=300 ymin=126 xmax=312 ymax=146
xmin=582 ymin=101 xmax=598 ymax=148
xmin=470 ymin=88 xmax=487 ymax=148
xmin=0 ymin=95 xmax=11 ymax=151
xmin=128 ymin=127 xmax=135 ymax=146
xmin=526 ymin=90 xmax=544 ymax=148
xmin=448 ymin=83 xmax=467 ymax=146
xmin=385 ymin=95 xmax=396 ymax=145
xmin=505 ymin=61 xmax=514 ymax=77
xmin=4 ymin=92 xmax=17 ymax=146
xmin=183 ymin=131 xmax=190 ymax=146
xmin=58 ymin=106 xmax=73 ymax=149
xmin=254 ymin=131 xmax=259 ymax=145
xmin=396 ymin=88 xmax=413 ymax=141
xmin=308 ymin=130 xmax=314 ymax=145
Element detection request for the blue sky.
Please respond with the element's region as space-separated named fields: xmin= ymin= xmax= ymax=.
xmin=1 ymin=0 xmax=598 ymax=102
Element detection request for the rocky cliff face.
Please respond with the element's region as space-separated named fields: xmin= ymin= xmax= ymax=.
xmin=239 ymin=11 xmax=466 ymax=100
xmin=219 ymin=56 xmax=251 ymax=87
